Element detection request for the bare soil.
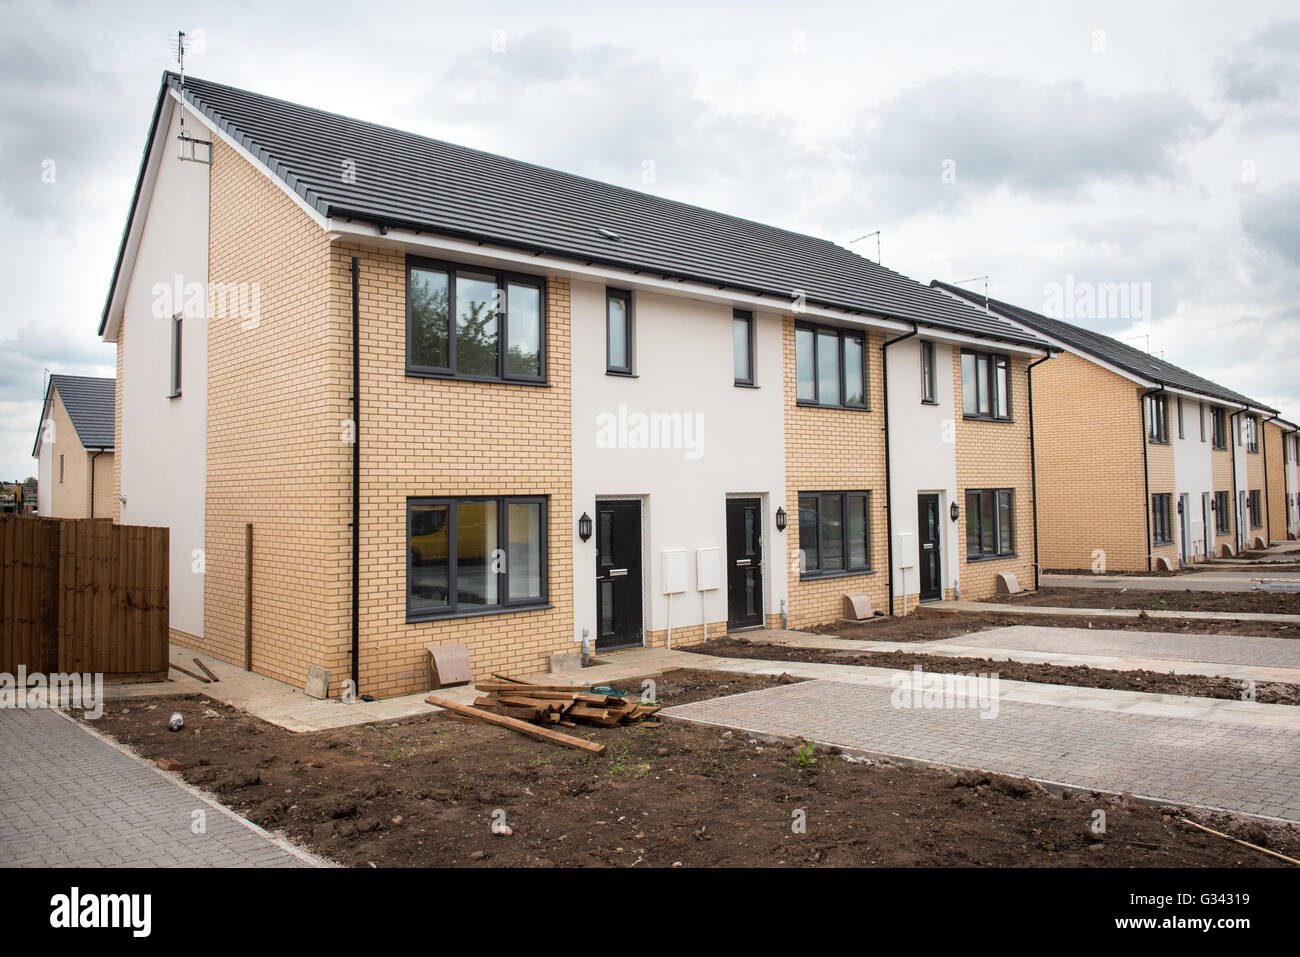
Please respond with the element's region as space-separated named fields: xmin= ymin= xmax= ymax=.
xmin=72 ymin=668 xmax=1300 ymax=868
xmin=811 ymin=610 xmax=1300 ymax=641
xmin=690 ymin=637 xmax=1300 ymax=706
xmin=990 ymin=587 xmax=1300 ymax=616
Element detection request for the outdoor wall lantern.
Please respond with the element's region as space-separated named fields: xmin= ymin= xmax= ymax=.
xmin=950 ymin=502 xmax=960 ymax=522
xmin=578 ymin=512 xmax=593 ymax=542
xmin=775 ymin=507 xmax=787 ymax=532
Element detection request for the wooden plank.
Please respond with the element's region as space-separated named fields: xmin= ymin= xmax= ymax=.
xmin=193 ymin=658 xmax=220 ymax=682
xmin=169 ymin=662 xmax=211 ymax=684
xmin=426 ymin=695 xmax=605 ymax=754
xmin=490 ymin=673 xmax=534 ymax=684
xmin=475 ymin=681 xmax=598 ymax=694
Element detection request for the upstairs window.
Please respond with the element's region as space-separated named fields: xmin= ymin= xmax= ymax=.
xmin=1199 ymin=401 xmax=1206 ymax=442
xmin=1176 ymin=397 xmax=1185 ymax=439
xmin=1245 ymin=415 xmax=1259 ymax=453
xmin=920 ymin=340 xmax=936 ymax=403
xmin=169 ymin=315 xmax=183 ymax=398
xmin=406 ymin=257 xmax=545 ymax=383
xmin=1211 ymin=407 xmax=1227 ymax=450
xmin=795 ymin=324 xmax=867 ymax=409
xmin=733 ymin=310 xmax=754 ymax=386
xmin=961 ymin=351 xmax=1010 ymax=420
xmin=606 ymin=289 xmax=633 ymax=375
xmin=1146 ymin=394 xmax=1169 ymax=444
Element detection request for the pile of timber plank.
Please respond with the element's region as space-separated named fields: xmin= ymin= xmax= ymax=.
xmin=471 ymin=675 xmax=661 ymax=728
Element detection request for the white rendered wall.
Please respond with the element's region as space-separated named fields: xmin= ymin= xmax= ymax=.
xmin=1172 ymin=397 xmax=1214 ymax=562
xmin=570 ymin=280 xmax=787 ymax=644
xmin=37 ymin=440 xmax=51 ymax=515
xmin=886 ymin=339 xmax=959 ymax=602
xmin=117 ymin=105 xmax=209 ymax=639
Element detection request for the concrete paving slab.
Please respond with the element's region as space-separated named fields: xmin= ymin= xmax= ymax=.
xmin=661 ymin=679 xmax=1300 ymax=824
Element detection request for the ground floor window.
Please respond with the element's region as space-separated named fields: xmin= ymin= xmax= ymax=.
xmin=798 ymin=491 xmax=870 ymax=576
xmin=965 ymin=489 xmax=1014 ymax=559
xmin=1249 ymin=489 xmax=1263 ymax=528
xmin=1151 ymin=493 xmax=1173 ymax=545
xmin=407 ymin=496 xmax=547 ymax=620
xmin=1214 ymin=491 xmax=1231 ymax=534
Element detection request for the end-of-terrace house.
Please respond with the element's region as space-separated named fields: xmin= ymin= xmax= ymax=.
xmin=1265 ymin=417 xmax=1300 ymax=542
xmin=31 ymin=374 xmax=116 ymax=519
xmin=100 ymin=72 xmax=1050 ymax=698
xmin=934 ymin=282 xmax=1279 ymax=569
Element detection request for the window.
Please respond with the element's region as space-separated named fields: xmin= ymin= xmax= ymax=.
xmin=733 ymin=310 xmax=754 ymax=386
xmin=406 ymin=258 xmax=545 ymax=382
xmin=1176 ymin=398 xmax=1184 ymax=439
xmin=920 ymin=340 xmax=936 ymax=403
xmin=59 ymin=454 xmax=64 ymax=484
xmin=794 ymin=324 xmax=867 ymax=409
xmin=1146 ymin=394 xmax=1169 ymax=444
xmin=1151 ymin=493 xmax=1173 ymax=545
xmin=1249 ymin=490 xmax=1263 ymax=528
xmin=606 ymin=289 xmax=633 ymax=375
xmin=1211 ymin=407 xmax=1227 ymax=450
xmin=1215 ymin=491 xmax=1231 ymax=534
xmin=1199 ymin=401 xmax=1206 ymax=442
xmin=1245 ymin=415 xmax=1259 ymax=453
xmin=960 ymin=351 xmax=1010 ymax=420
xmin=169 ymin=315 xmax=183 ymax=397
xmin=407 ymin=496 xmax=547 ymax=620
xmin=798 ymin=491 xmax=871 ymax=576
xmin=964 ymin=489 xmax=1014 ymax=559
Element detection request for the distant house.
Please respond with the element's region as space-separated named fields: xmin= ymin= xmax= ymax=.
xmin=933 ymin=282 xmax=1281 ymax=568
xmin=32 ymin=374 xmax=116 ymax=518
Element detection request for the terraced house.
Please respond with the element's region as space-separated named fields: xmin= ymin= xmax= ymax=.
xmin=101 ymin=73 xmax=1049 ymax=698
xmin=934 ymin=283 xmax=1282 ymax=571
xmin=31 ymin=374 xmax=116 ymax=519
xmin=1265 ymin=417 xmax=1300 ymax=542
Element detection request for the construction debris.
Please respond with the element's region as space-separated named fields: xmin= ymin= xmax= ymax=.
xmin=425 ymin=675 xmax=664 ymax=753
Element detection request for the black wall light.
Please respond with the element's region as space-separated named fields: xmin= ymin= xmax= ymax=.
xmin=775 ymin=507 xmax=787 ymax=532
xmin=578 ymin=512 xmax=592 ymax=542
xmin=950 ymin=502 xmax=960 ymax=522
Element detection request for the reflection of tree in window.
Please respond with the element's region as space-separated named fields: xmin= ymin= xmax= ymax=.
xmin=410 ymin=269 xmax=449 ymax=368
xmin=456 ymin=274 xmax=498 ymax=377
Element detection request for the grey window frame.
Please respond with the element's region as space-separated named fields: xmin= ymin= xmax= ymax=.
xmin=1151 ymin=493 xmax=1173 ymax=545
xmin=960 ymin=350 xmax=1011 ymax=421
xmin=920 ymin=340 xmax=937 ymax=404
xmin=1147 ymin=394 xmax=1170 ymax=444
xmin=405 ymin=255 xmax=547 ymax=384
xmin=797 ymin=490 xmax=872 ymax=578
xmin=794 ymin=322 xmax=868 ymax=410
xmin=168 ymin=314 xmax=183 ymax=398
xmin=606 ymin=288 xmax=634 ymax=376
xmin=1246 ymin=416 xmax=1260 ymax=454
xmin=1249 ymin=489 xmax=1263 ymax=528
xmin=1176 ymin=397 xmax=1185 ymax=439
xmin=1215 ymin=491 xmax=1231 ymax=534
xmin=406 ymin=494 xmax=549 ymax=622
xmin=1211 ymin=407 xmax=1227 ymax=450
xmin=965 ymin=488 xmax=1015 ymax=560
xmin=732 ymin=309 xmax=755 ymax=387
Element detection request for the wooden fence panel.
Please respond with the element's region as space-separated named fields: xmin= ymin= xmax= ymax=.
xmin=0 ymin=515 xmax=167 ymax=679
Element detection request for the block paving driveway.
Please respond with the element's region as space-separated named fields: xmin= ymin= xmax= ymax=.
xmin=664 ymin=679 xmax=1300 ymax=823
xmin=0 ymin=708 xmax=320 ymax=867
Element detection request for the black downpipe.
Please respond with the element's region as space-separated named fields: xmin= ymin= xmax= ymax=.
xmin=351 ymin=257 xmax=361 ymax=695
xmin=881 ymin=323 xmax=919 ymax=617
xmin=1026 ymin=352 xmax=1053 ymax=589
xmin=1140 ymin=386 xmax=1163 ymax=572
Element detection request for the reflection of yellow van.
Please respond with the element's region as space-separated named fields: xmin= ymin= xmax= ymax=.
xmin=410 ymin=504 xmax=492 ymax=563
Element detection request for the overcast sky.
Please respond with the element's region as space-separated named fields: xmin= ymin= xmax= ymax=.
xmin=2 ymin=0 xmax=1298 ymax=478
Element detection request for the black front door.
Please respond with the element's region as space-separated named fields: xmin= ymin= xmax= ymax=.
xmin=726 ymin=498 xmax=764 ymax=630
xmin=595 ymin=501 xmax=643 ymax=650
xmin=918 ymin=494 xmax=942 ymax=601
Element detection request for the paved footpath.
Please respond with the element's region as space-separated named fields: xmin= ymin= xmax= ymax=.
xmin=1043 ymin=572 xmax=1300 ymax=593
xmin=663 ymin=679 xmax=1300 ymax=823
xmin=0 ymin=709 xmax=324 ymax=867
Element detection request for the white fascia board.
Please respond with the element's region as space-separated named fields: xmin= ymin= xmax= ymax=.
xmin=327 ymin=221 xmax=914 ymax=334
xmin=916 ymin=327 xmax=1047 ymax=358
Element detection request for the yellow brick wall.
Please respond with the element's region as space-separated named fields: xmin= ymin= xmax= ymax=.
xmin=91 ymin=452 xmax=115 ymax=519
xmin=953 ymin=350 xmax=1037 ymax=594
xmin=782 ymin=318 xmax=890 ymax=626
xmin=1246 ymin=417 xmax=1267 ymax=546
xmin=340 ymin=242 xmax=574 ymax=698
xmin=1030 ymin=353 xmax=1148 ymax=571
xmin=203 ymin=138 xmax=347 ymax=689
xmin=47 ymin=392 xmax=91 ymax=519
xmin=1265 ymin=421 xmax=1287 ymax=543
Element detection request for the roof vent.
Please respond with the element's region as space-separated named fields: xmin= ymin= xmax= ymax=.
xmin=596 ymin=227 xmax=621 ymax=241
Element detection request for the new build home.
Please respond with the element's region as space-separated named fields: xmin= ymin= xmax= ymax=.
xmin=934 ymin=283 xmax=1282 ymax=571
xmin=31 ymin=374 xmax=116 ymax=519
xmin=1265 ymin=417 xmax=1300 ymax=542
xmin=101 ymin=73 xmax=1050 ymax=698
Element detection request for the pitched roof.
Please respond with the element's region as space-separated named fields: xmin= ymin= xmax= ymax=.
xmin=36 ymin=375 xmax=116 ymax=454
xmin=931 ymin=281 xmax=1275 ymax=412
xmin=102 ymin=72 xmax=1048 ymax=350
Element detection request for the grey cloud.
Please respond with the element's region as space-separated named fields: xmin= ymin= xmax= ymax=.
xmin=1221 ymin=19 xmax=1300 ymax=106
xmin=1241 ymin=182 xmax=1300 ymax=267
